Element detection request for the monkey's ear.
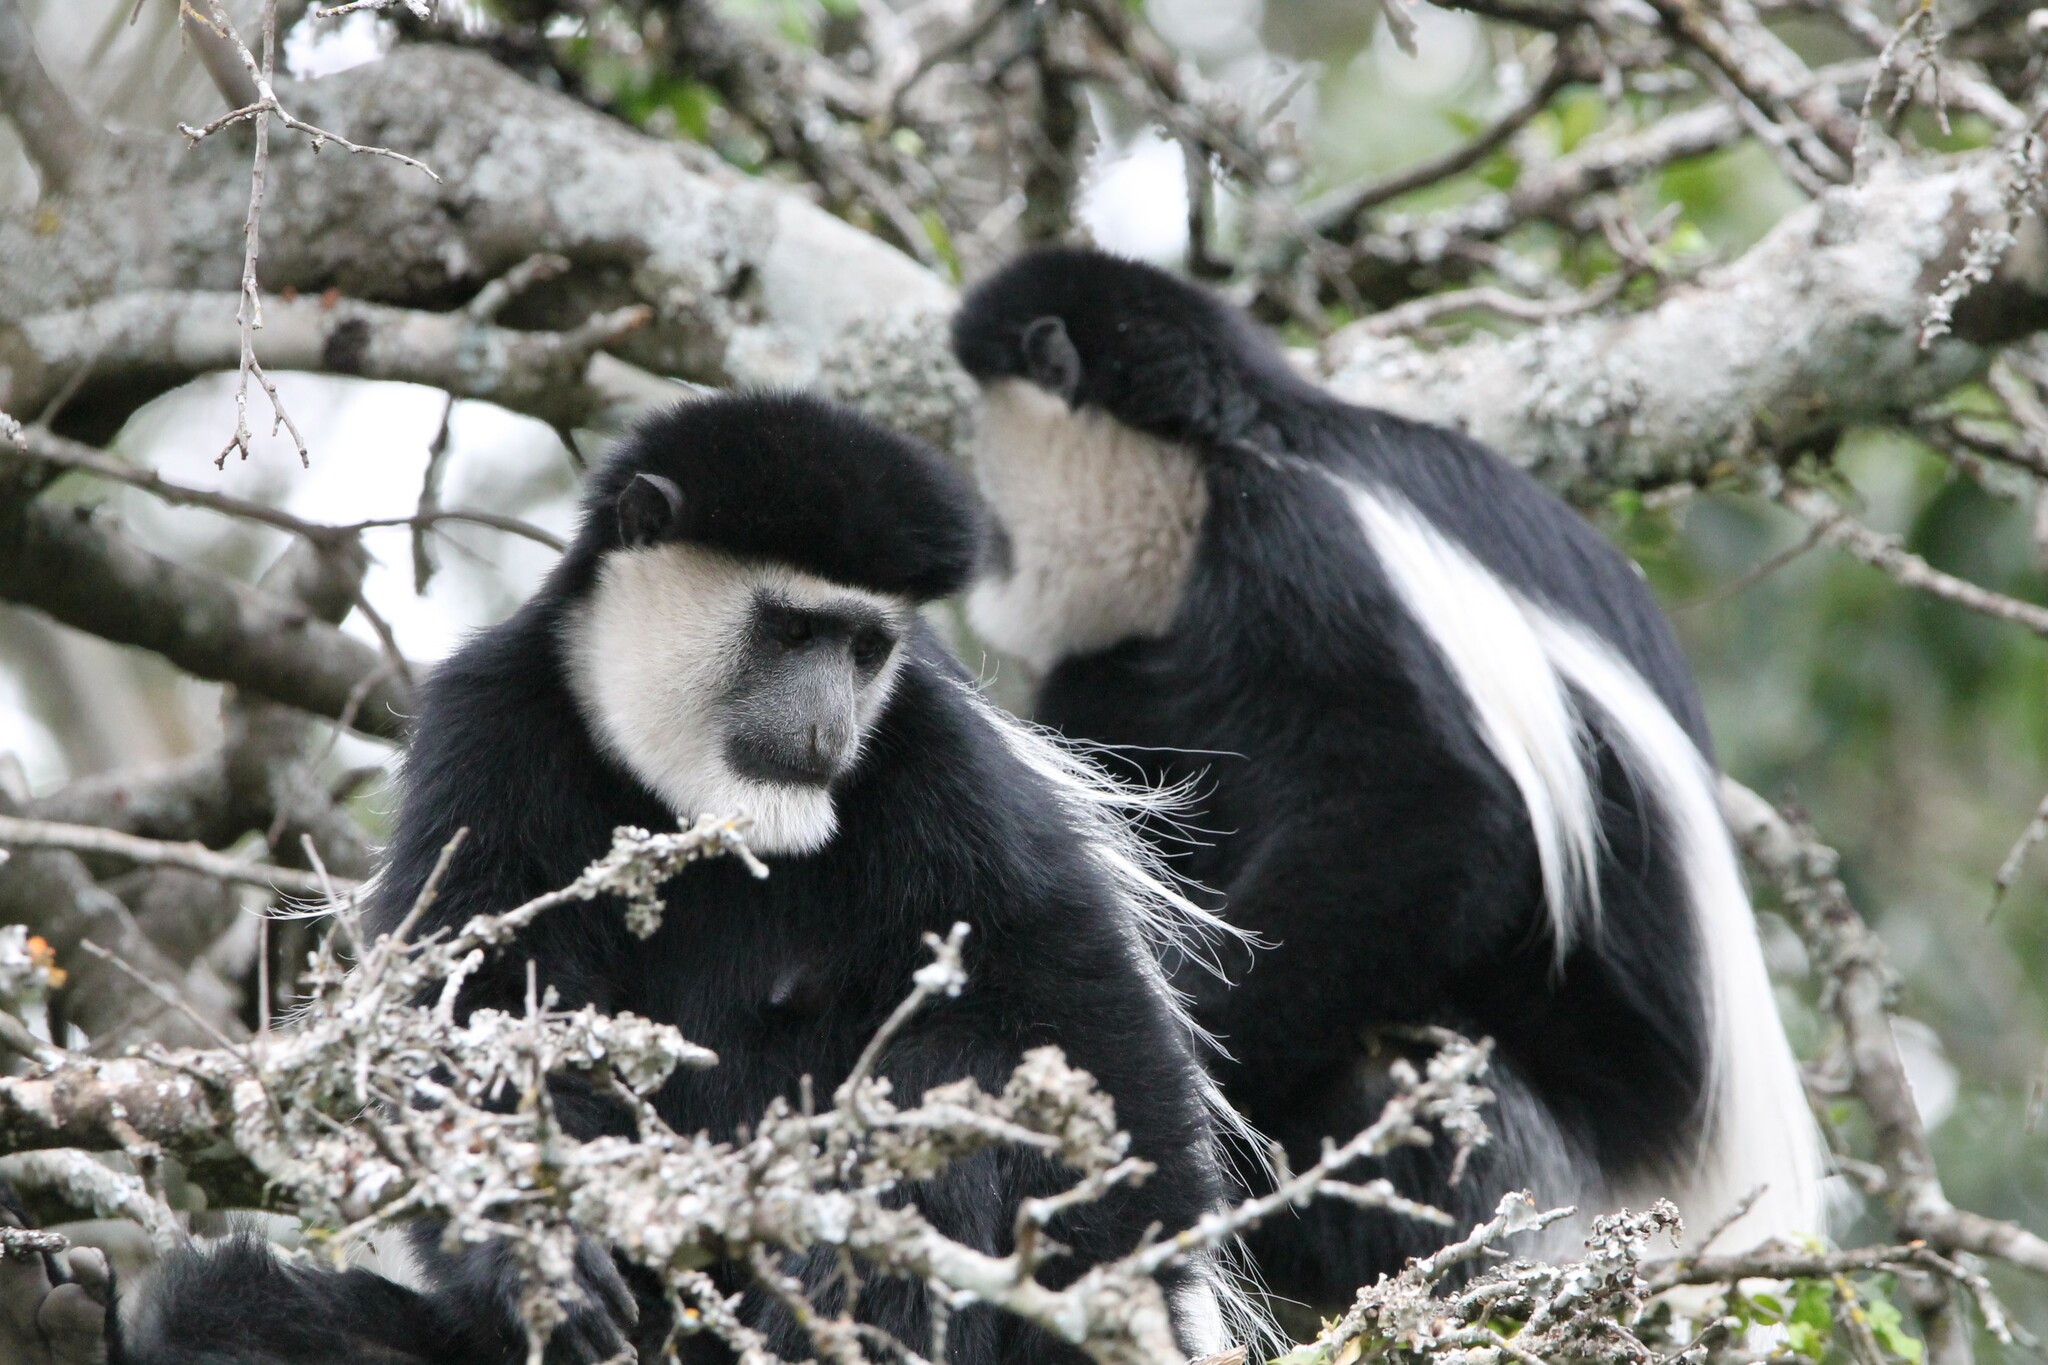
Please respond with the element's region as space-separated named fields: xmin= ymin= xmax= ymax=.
xmin=616 ymin=472 xmax=684 ymax=547
xmin=1020 ymin=316 xmax=1082 ymax=404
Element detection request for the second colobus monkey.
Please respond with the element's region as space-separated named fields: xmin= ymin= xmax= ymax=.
xmin=951 ymin=248 xmax=1825 ymax=1311
xmin=116 ymin=392 xmax=1252 ymax=1365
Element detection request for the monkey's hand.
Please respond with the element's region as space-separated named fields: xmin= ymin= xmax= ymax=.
xmin=546 ymin=1237 xmax=642 ymax=1365
xmin=424 ymin=1230 xmax=644 ymax=1365
xmin=0 ymin=1214 xmax=113 ymax=1365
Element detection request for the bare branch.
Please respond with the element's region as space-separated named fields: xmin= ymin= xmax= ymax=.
xmin=2 ymin=288 xmax=670 ymax=441
xmin=1303 ymin=53 xmax=1580 ymax=238
xmin=0 ymin=490 xmax=413 ymax=741
xmin=15 ymin=425 xmax=564 ymax=555
xmin=1322 ymin=155 xmax=2048 ymax=496
xmin=1724 ymin=779 xmax=2048 ymax=1279
xmin=0 ymin=815 xmax=351 ymax=898
xmin=1990 ymin=789 xmax=2048 ymax=913
xmin=0 ymin=795 xmax=247 ymax=1051
xmin=1780 ymin=483 xmax=2048 ymax=637
xmin=0 ymin=0 xmax=97 ymax=192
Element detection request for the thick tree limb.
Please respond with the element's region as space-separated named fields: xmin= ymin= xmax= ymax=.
xmin=0 ymin=497 xmax=412 ymax=741
xmin=1321 ymin=156 xmax=2048 ymax=496
xmin=0 ymin=290 xmax=674 ymax=436
xmin=2 ymin=45 xmax=2042 ymax=495
xmin=0 ymin=1051 xmax=246 ymax=1171
xmin=0 ymin=46 xmax=969 ymax=450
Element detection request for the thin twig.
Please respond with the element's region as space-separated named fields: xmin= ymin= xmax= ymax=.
xmin=1675 ymin=522 xmax=1829 ymax=612
xmin=18 ymin=426 xmax=563 ymax=552
xmin=177 ymin=0 xmax=439 ymax=467
xmin=1305 ymin=54 xmax=1578 ymax=236
xmin=1781 ymin=484 xmax=2048 ymax=637
xmin=1360 ymin=272 xmax=1635 ymax=338
xmin=0 ymin=814 xmax=353 ymax=898
xmin=1990 ymin=790 xmax=2048 ymax=917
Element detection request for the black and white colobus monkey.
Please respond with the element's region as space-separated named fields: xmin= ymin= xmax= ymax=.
xmin=950 ymin=248 xmax=1825 ymax=1310
xmin=117 ymin=392 xmax=1249 ymax=1365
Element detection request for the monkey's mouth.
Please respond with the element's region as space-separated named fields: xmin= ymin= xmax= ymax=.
xmin=724 ymin=733 xmax=842 ymax=789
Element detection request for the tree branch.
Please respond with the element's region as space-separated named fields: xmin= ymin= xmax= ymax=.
xmin=1321 ymin=155 xmax=2048 ymax=496
xmin=0 ymin=815 xmax=351 ymax=898
xmin=0 ymin=46 xmax=970 ymax=451
xmin=1724 ymin=779 xmax=2048 ymax=1280
xmin=0 ymin=289 xmax=669 ymax=438
xmin=0 ymin=0 xmax=97 ymax=193
xmin=17 ymin=425 xmax=564 ymax=555
xmin=0 ymin=493 xmax=413 ymax=741
xmin=1781 ymin=482 xmax=2048 ymax=637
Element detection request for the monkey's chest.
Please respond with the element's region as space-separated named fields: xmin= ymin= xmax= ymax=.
xmin=624 ymin=951 xmax=898 ymax=1140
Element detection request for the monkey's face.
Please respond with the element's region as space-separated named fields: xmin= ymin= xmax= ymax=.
xmin=563 ymin=540 xmax=910 ymax=857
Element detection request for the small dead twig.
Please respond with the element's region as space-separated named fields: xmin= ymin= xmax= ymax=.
xmin=1303 ymin=52 xmax=1580 ymax=238
xmin=1920 ymin=127 xmax=2047 ymax=349
xmin=176 ymin=0 xmax=439 ymax=467
xmin=1989 ymin=790 xmax=2048 ymax=917
xmin=0 ymin=813 xmax=352 ymax=898
xmin=1780 ymin=483 xmax=2048 ymax=637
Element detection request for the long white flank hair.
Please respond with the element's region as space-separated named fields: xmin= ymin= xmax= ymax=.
xmin=956 ymin=682 xmax=1281 ymax=1356
xmin=1335 ymin=472 xmax=1825 ymax=1251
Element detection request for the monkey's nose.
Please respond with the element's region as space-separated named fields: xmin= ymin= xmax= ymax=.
xmin=811 ymin=718 xmax=853 ymax=766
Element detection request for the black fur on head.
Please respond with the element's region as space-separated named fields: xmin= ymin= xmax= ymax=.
xmin=569 ymin=391 xmax=983 ymax=602
xmin=951 ymin=246 xmax=1319 ymax=446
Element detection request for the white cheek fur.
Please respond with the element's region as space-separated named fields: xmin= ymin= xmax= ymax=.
xmin=965 ymin=379 xmax=1209 ymax=671
xmin=562 ymin=544 xmax=907 ymax=857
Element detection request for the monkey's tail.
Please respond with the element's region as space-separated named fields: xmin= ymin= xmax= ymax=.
xmin=1528 ymin=613 xmax=1828 ymax=1252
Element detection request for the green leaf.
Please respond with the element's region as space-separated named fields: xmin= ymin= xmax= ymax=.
xmin=1790 ymin=1279 xmax=1834 ymax=1330
xmin=920 ymin=210 xmax=960 ymax=285
xmin=1863 ymin=1295 xmax=1925 ymax=1363
xmin=1785 ymin=1322 xmax=1827 ymax=1359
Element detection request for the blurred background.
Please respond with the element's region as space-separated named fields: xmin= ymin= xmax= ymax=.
xmin=3 ymin=0 xmax=2045 ymax=1339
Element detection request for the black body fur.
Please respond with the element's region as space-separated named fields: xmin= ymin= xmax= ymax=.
xmin=953 ymin=249 xmax=1726 ymax=1307
xmin=118 ymin=392 xmax=1226 ymax=1365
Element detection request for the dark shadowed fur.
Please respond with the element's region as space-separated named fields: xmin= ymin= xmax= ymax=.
xmin=118 ymin=392 xmax=1225 ymax=1365
xmin=113 ymin=1235 xmax=469 ymax=1365
xmin=953 ymin=249 xmax=1733 ymax=1308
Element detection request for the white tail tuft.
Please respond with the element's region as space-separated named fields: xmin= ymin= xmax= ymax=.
xmin=1529 ymin=615 xmax=1826 ymax=1249
xmin=1342 ymin=483 xmax=1604 ymax=958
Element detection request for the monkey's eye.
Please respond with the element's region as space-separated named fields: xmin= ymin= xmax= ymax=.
xmin=851 ymin=628 xmax=893 ymax=672
xmin=776 ymin=614 xmax=816 ymax=648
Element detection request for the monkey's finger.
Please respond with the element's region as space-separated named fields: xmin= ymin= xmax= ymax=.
xmin=572 ymin=1240 xmax=638 ymax=1329
xmin=52 ymin=1252 xmax=106 ymax=1306
xmin=34 ymin=1282 xmax=107 ymax=1365
xmin=0 ymin=1245 xmax=58 ymax=1342
xmin=555 ymin=1308 xmax=630 ymax=1365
